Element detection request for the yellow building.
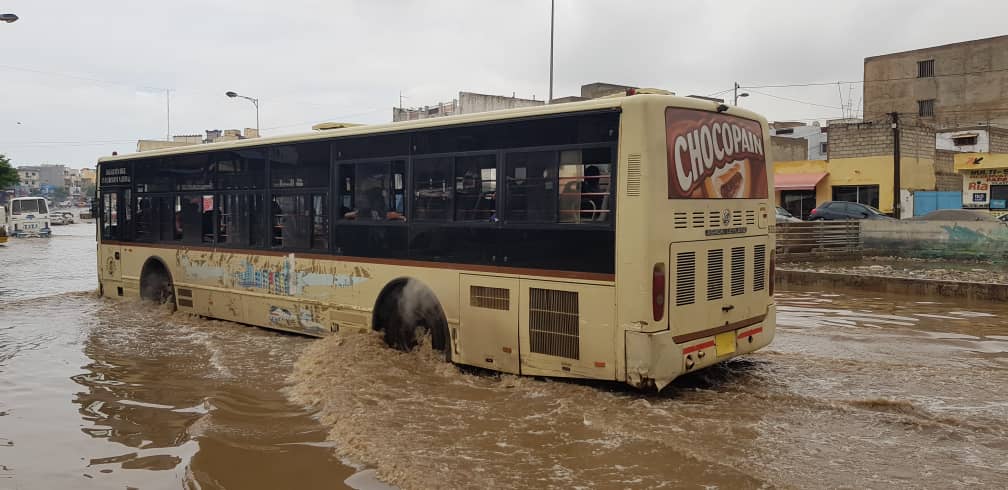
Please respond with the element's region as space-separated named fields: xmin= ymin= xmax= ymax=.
xmin=774 ymin=121 xmax=936 ymax=219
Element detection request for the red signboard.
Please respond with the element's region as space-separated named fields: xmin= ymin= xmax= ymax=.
xmin=665 ymin=108 xmax=768 ymax=199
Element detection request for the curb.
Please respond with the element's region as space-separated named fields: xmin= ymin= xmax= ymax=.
xmin=776 ymin=268 xmax=1008 ymax=301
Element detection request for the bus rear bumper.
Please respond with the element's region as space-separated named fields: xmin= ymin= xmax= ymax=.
xmin=625 ymin=305 xmax=776 ymax=390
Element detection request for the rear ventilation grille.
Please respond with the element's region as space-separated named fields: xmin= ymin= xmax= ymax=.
xmin=178 ymin=298 xmax=194 ymax=308
xmin=470 ymin=286 xmax=510 ymax=310
xmin=732 ymin=210 xmax=743 ymax=226
xmin=529 ymin=288 xmax=579 ymax=360
xmin=692 ymin=211 xmax=705 ymax=228
xmin=626 ymin=154 xmax=642 ymax=197
xmin=754 ymin=244 xmax=766 ymax=291
xmin=708 ymin=211 xmax=720 ymax=227
xmin=674 ymin=212 xmax=688 ymax=229
xmin=178 ymin=288 xmax=193 ymax=298
xmin=745 ymin=210 xmax=756 ymax=225
xmin=731 ymin=247 xmax=745 ymax=296
xmin=675 ymin=252 xmax=696 ymax=306
xmin=707 ymin=249 xmax=724 ymax=301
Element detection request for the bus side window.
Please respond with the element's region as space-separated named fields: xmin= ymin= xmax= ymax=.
xmin=558 ymin=147 xmax=612 ymax=224
xmin=454 ymin=154 xmax=497 ymax=221
xmin=338 ymin=164 xmax=356 ymax=220
xmin=504 ymin=151 xmax=556 ymax=222
xmin=413 ymin=157 xmax=452 ymax=221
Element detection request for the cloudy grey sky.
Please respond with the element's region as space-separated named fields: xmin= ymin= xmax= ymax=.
xmin=1 ymin=0 xmax=1006 ymax=168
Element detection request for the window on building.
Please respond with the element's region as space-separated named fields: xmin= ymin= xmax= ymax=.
xmin=917 ymin=59 xmax=935 ymax=78
xmin=952 ymin=135 xmax=978 ymax=146
xmin=832 ymin=185 xmax=880 ymax=209
xmin=775 ymin=128 xmax=795 ymax=135
xmin=918 ymin=99 xmax=935 ymax=117
xmin=820 ymin=142 xmax=828 ymax=154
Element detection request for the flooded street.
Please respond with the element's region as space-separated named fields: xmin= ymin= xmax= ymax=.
xmin=3 ymin=226 xmax=1008 ymax=488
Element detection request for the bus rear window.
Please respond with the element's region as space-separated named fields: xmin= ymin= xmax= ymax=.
xmin=12 ymin=199 xmax=46 ymax=215
xmin=665 ymin=108 xmax=768 ymax=199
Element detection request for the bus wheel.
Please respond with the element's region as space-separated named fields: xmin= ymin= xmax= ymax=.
xmin=140 ymin=258 xmax=176 ymax=309
xmin=372 ymin=278 xmax=451 ymax=362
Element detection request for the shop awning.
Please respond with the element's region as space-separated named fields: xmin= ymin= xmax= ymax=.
xmin=775 ymin=172 xmax=827 ymax=191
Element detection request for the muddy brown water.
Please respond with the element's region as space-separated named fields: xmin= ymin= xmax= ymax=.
xmin=2 ymin=225 xmax=1008 ymax=489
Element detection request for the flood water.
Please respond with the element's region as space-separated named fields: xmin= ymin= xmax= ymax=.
xmin=2 ymin=224 xmax=1008 ymax=489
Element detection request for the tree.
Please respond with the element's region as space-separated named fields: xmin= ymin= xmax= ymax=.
xmin=0 ymin=154 xmax=19 ymax=189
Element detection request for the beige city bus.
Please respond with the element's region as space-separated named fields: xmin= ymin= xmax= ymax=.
xmin=95 ymin=93 xmax=775 ymax=390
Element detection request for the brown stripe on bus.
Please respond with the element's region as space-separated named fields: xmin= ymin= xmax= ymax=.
xmin=671 ymin=313 xmax=767 ymax=344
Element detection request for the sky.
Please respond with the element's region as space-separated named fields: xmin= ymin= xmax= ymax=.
xmin=1 ymin=0 xmax=1006 ymax=169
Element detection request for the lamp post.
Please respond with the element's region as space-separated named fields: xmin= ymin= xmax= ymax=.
xmin=548 ymin=0 xmax=554 ymax=103
xmin=225 ymin=91 xmax=259 ymax=134
xmin=733 ymin=82 xmax=749 ymax=106
xmin=0 ymin=13 xmax=18 ymax=23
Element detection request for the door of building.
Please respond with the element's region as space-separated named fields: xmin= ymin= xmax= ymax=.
xmin=781 ymin=190 xmax=816 ymax=220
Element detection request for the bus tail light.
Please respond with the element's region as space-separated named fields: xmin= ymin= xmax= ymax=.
xmin=652 ymin=263 xmax=666 ymax=322
xmin=769 ymin=250 xmax=776 ymax=296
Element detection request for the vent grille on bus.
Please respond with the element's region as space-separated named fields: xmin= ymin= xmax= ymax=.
xmin=675 ymin=252 xmax=696 ymax=306
xmin=529 ymin=288 xmax=579 ymax=360
xmin=708 ymin=211 xmax=721 ymax=227
xmin=731 ymin=247 xmax=745 ymax=296
xmin=732 ymin=210 xmax=743 ymax=226
xmin=707 ymin=249 xmax=724 ymax=301
xmin=470 ymin=286 xmax=510 ymax=310
xmin=754 ymin=244 xmax=766 ymax=291
xmin=626 ymin=154 xmax=642 ymax=197
xmin=692 ymin=211 xmax=705 ymax=228
xmin=745 ymin=210 xmax=756 ymax=225
xmin=674 ymin=212 xmax=688 ymax=229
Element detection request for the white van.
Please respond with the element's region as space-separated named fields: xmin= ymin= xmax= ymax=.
xmin=8 ymin=197 xmax=52 ymax=238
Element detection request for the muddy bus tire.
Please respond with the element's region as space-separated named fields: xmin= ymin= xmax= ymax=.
xmin=372 ymin=278 xmax=452 ymax=362
xmin=139 ymin=258 xmax=176 ymax=310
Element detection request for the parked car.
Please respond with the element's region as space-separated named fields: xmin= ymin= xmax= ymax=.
xmin=808 ymin=201 xmax=894 ymax=220
xmin=912 ymin=209 xmax=999 ymax=222
xmin=775 ymin=206 xmax=802 ymax=223
xmin=61 ymin=211 xmax=75 ymax=224
xmin=49 ymin=212 xmax=66 ymax=225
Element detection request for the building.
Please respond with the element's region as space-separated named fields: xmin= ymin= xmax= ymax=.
xmin=950 ymin=127 xmax=1008 ymax=214
xmin=17 ymin=164 xmax=66 ymax=191
xmin=863 ymin=35 xmax=1008 ymax=127
xmin=773 ymin=120 xmax=937 ymax=219
xmin=393 ymin=91 xmax=543 ymax=122
xmin=770 ymin=122 xmax=828 ymax=160
xmin=137 ymin=128 xmax=259 ymax=152
xmin=770 ymin=136 xmax=808 ymax=163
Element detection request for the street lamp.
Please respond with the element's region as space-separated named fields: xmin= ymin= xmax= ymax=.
xmin=225 ymin=90 xmax=259 ymax=134
xmin=0 ymin=13 xmax=18 ymax=23
xmin=733 ymin=82 xmax=749 ymax=105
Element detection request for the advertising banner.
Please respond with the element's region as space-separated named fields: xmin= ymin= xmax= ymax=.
xmin=666 ymin=108 xmax=768 ymax=199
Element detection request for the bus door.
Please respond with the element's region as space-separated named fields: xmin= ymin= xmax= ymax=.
xmin=458 ymin=274 xmax=520 ymax=373
xmin=98 ymin=190 xmax=123 ymax=284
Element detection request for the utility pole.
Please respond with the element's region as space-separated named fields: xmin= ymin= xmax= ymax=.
xmin=548 ymin=0 xmax=554 ymax=103
xmin=734 ymin=82 xmax=740 ymax=105
xmin=891 ymin=111 xmax=901 ymax=219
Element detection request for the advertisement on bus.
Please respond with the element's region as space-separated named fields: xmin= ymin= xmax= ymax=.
xmin=665 ymin=108 xmax=768 ymax=199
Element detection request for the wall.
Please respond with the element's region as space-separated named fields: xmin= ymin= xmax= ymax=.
xmin=861 ymin=219 xmax=1008 ymax=260
xmin=770 ymin=136 xmax=808 ymax=163
xmin=580 ymin=83 xmax=636 ymax=99
xmin=863 ymin=35 xmax=1008 ymax=127
xmin=934 ymin=150 xmax=963 ymax=191
xmin=936 ymin=129 xmax=989 ymax=152
xmin=772 ymin=125 xmax=827 ymax=160
xmin=458 ymin=92 xmax=544 ymax=114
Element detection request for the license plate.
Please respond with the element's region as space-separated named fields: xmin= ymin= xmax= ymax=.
xmin=715 ymin=331 xmax=736 ymax=356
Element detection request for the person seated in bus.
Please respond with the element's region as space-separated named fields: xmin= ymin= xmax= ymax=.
xmin=581 ymin=165 xmax=605 ymax=220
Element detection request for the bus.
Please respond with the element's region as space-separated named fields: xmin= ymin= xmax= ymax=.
xmin=95 ymin=93 xmax=775 ymax=390
xmin=8 ymin=196 xmax=52 ymax=238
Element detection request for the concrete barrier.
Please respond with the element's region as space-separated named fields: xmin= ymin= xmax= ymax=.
xmin=776 ymin=268 xmax=1008 ymax=301
xmin=860 ymin=219 xmax=1008 ymax=260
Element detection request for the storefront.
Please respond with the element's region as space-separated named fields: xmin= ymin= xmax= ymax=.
xmin=955 ymin=153 xmax=1008 ymax=216
xmin=774 ymin=170 xmax=827 ymax=220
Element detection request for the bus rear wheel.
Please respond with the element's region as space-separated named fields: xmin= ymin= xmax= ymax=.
xmin=140 ymin=259 xmax=176 ymax=309
xmin=372 ymin=278 xmax=451 ymax=362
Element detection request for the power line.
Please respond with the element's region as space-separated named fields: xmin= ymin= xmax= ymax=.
xmin=746 ymin=89 xmax=843 ymax=110
xmin=0 ymin=63 xmax=170 ymax=92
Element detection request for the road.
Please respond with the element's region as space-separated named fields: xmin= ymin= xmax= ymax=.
xmin=1 ymin=224 xmax=1006 ymax=488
